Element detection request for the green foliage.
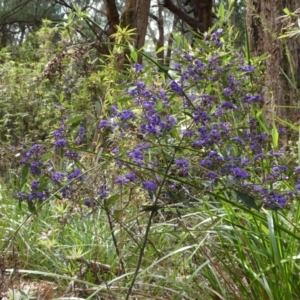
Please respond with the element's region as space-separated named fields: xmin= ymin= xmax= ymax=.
xmin=0 ymin=5 xmax=300 ymax=300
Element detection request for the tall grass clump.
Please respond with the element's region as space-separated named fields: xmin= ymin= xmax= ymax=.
xmin=2 ymin=10 xmax=300 ymax=300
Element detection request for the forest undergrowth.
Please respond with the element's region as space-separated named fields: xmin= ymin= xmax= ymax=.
xmin=0 ymin=5 xmax=300 ymax=300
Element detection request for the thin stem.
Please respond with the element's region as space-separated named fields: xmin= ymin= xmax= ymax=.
xmin=124 ymin=208 xmax=156 ymax=300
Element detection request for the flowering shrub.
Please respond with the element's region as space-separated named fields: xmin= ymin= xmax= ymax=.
xmin=14 ymin=29 xmax=299 ymax=211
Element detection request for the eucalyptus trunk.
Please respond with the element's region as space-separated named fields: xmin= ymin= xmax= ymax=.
xmin=121 ymin=0 xmax=151 ymax=50
xmin=246 ymin=0 xmax=300 ymax=139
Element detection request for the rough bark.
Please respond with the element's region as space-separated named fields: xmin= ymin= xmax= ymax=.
xmin=246 ymin=0 xmax=300 ymax=139
xmin=163 ymin=0 xmax=213 ymax=32
xmin=163 ymin=0 xmax=200 ymax=31
xmin=121 ymin=0 xmax=151 ymax=50
xmin=194 ymin=0 xmax=213 ymax=32
xmin=103 ymin=0 xmax=120 ymax=39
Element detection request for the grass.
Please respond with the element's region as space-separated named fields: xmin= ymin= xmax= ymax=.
xmin=1 ymin=178 xmax=300 ymax=299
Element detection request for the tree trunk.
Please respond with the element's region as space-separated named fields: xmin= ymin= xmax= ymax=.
xmin=149 ymin=6 xmax=165 ymax=65
xmin=246 ymin=0 xmax=300 ymax=139
xmin=194 ymin=0 xmax=213 ymax=32
xmin=121 ymin=0 xmax=151 ymax=50
xmin=164 ymin=0 xmax=213 ymax=32
xmin=103 ymin=0 xmax=120 ymax=40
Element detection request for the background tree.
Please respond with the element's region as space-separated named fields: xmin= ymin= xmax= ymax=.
xmin=163 ymin=0 xmax=213 ymax=32
xmin=246 ymin=0 xmax=300 ymax=138
xmin=0 ymin=0 xmax=60 ymax=47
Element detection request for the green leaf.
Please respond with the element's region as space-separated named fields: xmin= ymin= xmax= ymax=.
xmin=27 ymin=200 xmax=37 ymax=215
xmin=218 ymin=3 xmax=225 ymax=19
xmin=21 ymin=163 xmax=29 ymax=188
xmin=113 ymin=209 xmax=123 ymax=221
xmin=156 ymin=46 xmax=166 ymax=54
xmin=272 ymin=124 xmax=279 ymax=148
xmin=66 ymin=115 xmax=85 ymax=131
xmin=235 ymin=190 xmax=259 ymax=211
xmin=267 ymin=212 xmax=281 ymax=266
xmin=66 ymin=115 xmax=85 ymax=126
xmin=117 ymin=96 xmax=133 ymax=103
xmin=128 ymin=43 xmax=135 ymax=53
xmin=95 ymin=101 xmax=101 ymax=117
xmin=41 ymin=153 xmax=53 ymax=161
xmin=130 ymin=50 xmax=138 ymax=63
xmin=255 ymin=52 xmax=269 ymax=63
xmin=104 ymin=194 xmax=119 ymax=209
xmin=283 ymin=7 xmax=291 ymax=15
xmin=194 ymin=39 xmax=209 ymax=51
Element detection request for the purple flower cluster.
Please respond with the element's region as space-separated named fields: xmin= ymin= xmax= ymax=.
xmin=14 ymin=114 xmax=86 ymax=204
xmin=14 ymin=29 xmax=299 ymax=211
xmin=94 ymin=29 xmax=297 ymax=209
xmin=75 ymin=126 xmax=86 ymax=145
xmin=98 ymin=183 xmax=110 ymax=199
xmin=22 ymin=144 xmax=43 ymax=162
xmin=67 ymin=168 xmax=82 ymax=180
xmin=14 ymin=178 xmax=50 ymax=202
xmin=54 ymin=125 xmax=67 ymax=149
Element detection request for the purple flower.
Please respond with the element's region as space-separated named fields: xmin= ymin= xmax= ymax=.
xmin=233 ymin=167 xmax=248 ymax=179
xmin=243 ymin=94 xmax=263 ymax=104
xmin=279 ymin=165 xmax=288 ymax=173
xmin=111 ymin=148 xmax=120 ymax=155
xmin=23 ymin=144 xmax=43 ymax=162
xmin=14 ymin=191 xmax=29 ymax=201
xmin=133 ymin=63 xmax=143 ymax=72
xmin=221 ymin=102 xmax=237 ymax=109
xmin=55 ymin=139 xmax=67 ymax=149
xmin=206 ymin=172 xmax=217 ymax=179
xmin=254 ymin=153 xmax=265 ymax=161
xmin=295 ymin=166 xmax=300 ymax=174
xmin=143 ymin=180 xmax=157 ymax=192
xmin=278 ymin=127 xmax=286 ymax=134
xmin=165 ymin=115 xmax=176 ymax=130
xmin=31 ymin=180 xmax=40 ymax=191
xmin=175 ymin=158 xmax=189 ymax=168
xmin=98 ymin=184 xmax=109 ymax=199
xmin=264 ymin=193 xmax=287 ymax=208
xmin=128 ymin=148 xmax=144 ymax=165
xmin=61 ymin=186 xmax=75 ymax=198
xmin=125 ymin=173 xmax=138 ymax=182
xmin=170 ymin=81 xmax=183 ymax=95
xmin=67 ymin=168 xmax=81 ymax=180
xmin=183 ymin=52 xmax=194 ymax=61
xmin=200 ymin=158 xmax=213 ymax=168
xmin=210 ymin=129 xmax=221 ymax=142
xmin=54 ymin=125 xmax=65 ymax=140
xmin=98 ymin=120 xmax=111 ymax=129
xmin=30 ymin=161 xmax=42 ymax=175
xmin=241 ymin=65 xmax=255 ymax=74
xmin=223 ymin=88 xmax=233 ymax=97
xmin=64 ymin=150 xmax=79 ymax=160
xmin=52 ymin=171 xmax=64 ymax=182
xmin=241 ymin=158 xmax=250 ymax=166
xmin=84 ymin=199 xmax=91 ymax=207
xmin=211 ymin=29 xmax=223 ymax=47
xmin=232 ymin=137 xmax=243 ymax=145
xmin=36 ymin=192 xmax=47 ymax=201
xmin=75 ymin=126 xmax=86 ymax=145
xmin=174 ymin=64 xmax=182 ymax=71
xmin=182 ymin=129 xmax=194 ymax=137
xmin=115 ymin=177 xmax=127 ymax=184
xmin=119 ymin=110 xmax=136 ymax=121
